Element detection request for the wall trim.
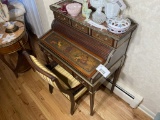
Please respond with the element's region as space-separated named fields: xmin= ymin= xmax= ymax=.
xmin=138 ymin=104 xmax=155 ymax=119
xmin=103 ymin=79 xmax=155 ymax=119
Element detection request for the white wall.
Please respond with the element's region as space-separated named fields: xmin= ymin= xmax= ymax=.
xmin=34 ymin=0 xmax=50 ymax=34
xmin=21 ymin=0 xmax=59 ymax=38
xmin=118 ymin=0 xmax=160 ymax=118
xmin=20 ymin=0 xmax=44 ymax=38
xmin=28 ymin=0 xmax=160 ymax=118
xmin=34 ymin=0 xmax=60 ymax=35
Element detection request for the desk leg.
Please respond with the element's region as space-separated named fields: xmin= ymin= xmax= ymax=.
xmin=0 ymin=55 xmax=18 ymax=78
xmin=90 ymin=91 xmax=95 ymax=116
xmin=111 ymin=66 xmax=122 ymax=93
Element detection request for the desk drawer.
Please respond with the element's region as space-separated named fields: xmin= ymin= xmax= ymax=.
xmin=54 ymin=12 xmax=70 ymax=24
xmin=91 ymin=30 xmax=114 ymax=47
xmin=73 ymin=74 xmax=89 ymax=89
xmin=71 ymin=21 xmax=89 ymax=34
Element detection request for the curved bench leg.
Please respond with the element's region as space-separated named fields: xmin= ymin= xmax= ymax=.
xmin=49 ymin=84 xmax=54 ymax=94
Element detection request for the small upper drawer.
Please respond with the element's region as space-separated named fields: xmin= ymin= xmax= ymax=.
xmin=54 ymin=12 xmax=70 ymax=24
xmin=73 ymin=73 xmax=89 ymax=89
xmin=71 ymin=21 xmax=89 ymax=34
xmin=91 ymin=30 xmax=114 ymax=47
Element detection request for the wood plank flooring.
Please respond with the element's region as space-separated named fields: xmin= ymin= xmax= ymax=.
xmin=0 ymin=35 xmax=152 ymax=120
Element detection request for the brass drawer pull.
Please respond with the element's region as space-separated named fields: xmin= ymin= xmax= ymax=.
xmin=95 ymin=34 xmax=99 ymax=37
xmin=72 ymin=21 xmax=88 ymax=33
xmin=81 ymin=81 xmax=85 ymax=84
xmin=75 ymin=75 xmax=78 ymax=79
xmin=75 ymin=24 xmax=78 ymax=27
xmin=105 ymin=38 xmax=108 ymax=40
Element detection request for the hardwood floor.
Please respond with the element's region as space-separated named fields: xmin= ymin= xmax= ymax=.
xmin=0 ymin=35 xmax=152 ymax=120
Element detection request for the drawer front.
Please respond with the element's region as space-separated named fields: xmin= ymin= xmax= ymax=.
xmin=91 ymin=30 xmax=114 ymax=47
xmin=73 ymin=74 xmax=89 ymax=89
xmin=54 ymin=12 xmax=70 ymax=24
xmin=71 ymin=21 xmax=89 ymax=34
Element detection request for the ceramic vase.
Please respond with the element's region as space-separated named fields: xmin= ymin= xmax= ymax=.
xmin=105 ymin=0 xmax=120 ymax=19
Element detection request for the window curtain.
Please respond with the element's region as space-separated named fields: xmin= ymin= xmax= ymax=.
xmin=19 ymin=0 xmax=44 ymax=38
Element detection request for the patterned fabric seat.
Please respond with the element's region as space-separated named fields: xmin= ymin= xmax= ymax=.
xmin=23 ymin=50 xmax=87 ymax=115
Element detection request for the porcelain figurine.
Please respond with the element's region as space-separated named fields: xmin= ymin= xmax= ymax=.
xmin=105 ymin=0 xmax=120 ymax=19
xmin=90 ymin=0 xmax=106 ymax=24
xmin=82 ymin=0 xmax=92 ymax=21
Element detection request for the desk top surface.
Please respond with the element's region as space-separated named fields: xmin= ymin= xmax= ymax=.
xmin=40 ymin=30 xmax=113 ymax=78
xmin=0 ymin=21 xmax=25 ymax=48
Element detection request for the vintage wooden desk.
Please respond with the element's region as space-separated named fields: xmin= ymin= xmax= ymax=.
xmin=0 ymin=21 xmax=30 ymax=77
xmin=39 ymin=0 xmax=137 ymax=115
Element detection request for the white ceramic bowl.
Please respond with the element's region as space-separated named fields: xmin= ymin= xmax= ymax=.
xmin=66 ymin=3 xmax=82 ymax=17
xmin=107 ymin=17 xmax=131 ymax=34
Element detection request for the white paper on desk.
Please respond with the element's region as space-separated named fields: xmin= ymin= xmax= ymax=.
xmin=2 ymin=34 xmax=16 ymax=43
xmin=0 ymin=34 xmax=3 ymax=39
xmin=96 ymin=64 xmax=110 ymax=78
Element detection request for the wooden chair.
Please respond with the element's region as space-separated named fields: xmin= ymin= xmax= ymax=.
xmin=22 ymin=50 xmax=87 ymax=115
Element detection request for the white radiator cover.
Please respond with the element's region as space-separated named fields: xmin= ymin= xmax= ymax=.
xmin=103 ymin=80 xmax=143 ymax=108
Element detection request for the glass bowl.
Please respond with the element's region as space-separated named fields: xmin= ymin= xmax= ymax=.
xmin=66 ymin=3 xmax=82 ymax=17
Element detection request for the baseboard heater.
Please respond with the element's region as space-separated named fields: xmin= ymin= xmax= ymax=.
xmin=102 ymin=79 xmax=143 ymax=108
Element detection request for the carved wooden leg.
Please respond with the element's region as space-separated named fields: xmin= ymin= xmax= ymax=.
xmin=90 ymin=91 xmax=95 ymax=116
xmin=49 ymin=84 xmax=53 ymax=94
xmin=111 ymin=66 xmax=122 ymax=93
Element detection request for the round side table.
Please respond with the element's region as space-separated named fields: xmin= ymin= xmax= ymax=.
xmin=0 ymin=21 xmax=31 ymax=78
